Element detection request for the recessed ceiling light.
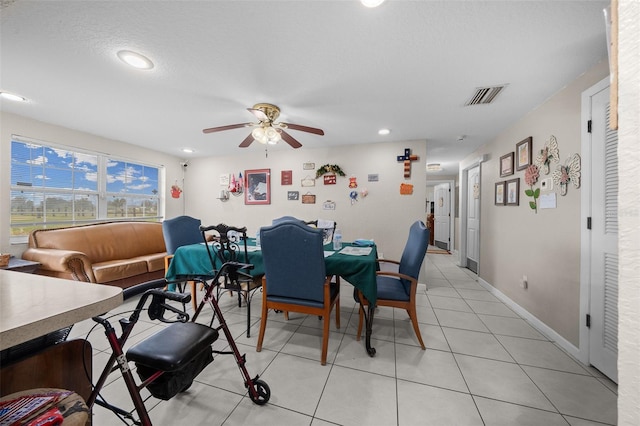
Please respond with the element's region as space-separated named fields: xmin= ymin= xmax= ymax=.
xmin=117 ymin=50 xmax=154 ymax=70
xmin=182 ymin=148 xmax=195 ymax=153
xmin=0 ymin=91 xmax=27 ymax=102
xmin=361 ymin=0 xmax=386 ymax=8
xmin=378 ymin=128 xmax=390 ymax=135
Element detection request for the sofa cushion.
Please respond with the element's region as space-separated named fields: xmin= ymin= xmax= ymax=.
xmin=133 ymin=253 xmax=167 ymax=273
xmin=92 ymin=259 xmax=148 ymax=283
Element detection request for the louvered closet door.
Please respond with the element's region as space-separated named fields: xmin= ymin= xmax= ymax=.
xmin=589 ymin=85 xmax=618 ymax=383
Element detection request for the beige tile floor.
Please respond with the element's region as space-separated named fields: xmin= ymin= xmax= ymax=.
xmin=70 ymin=250 xmax=618 ymax=425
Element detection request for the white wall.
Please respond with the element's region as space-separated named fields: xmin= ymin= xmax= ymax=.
xmin=461 ymin=60 xmax=609 ymax=347
xmin=182 ymin=140 xmax=427 ymax=265
xmin=617 ymin=1 xmax=640 ymax=423
xmin=0 ymin=112 xmax=185 ymax=256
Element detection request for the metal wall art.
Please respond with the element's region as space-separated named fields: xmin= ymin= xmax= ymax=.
xmin=552 ymin=153 xmax=581 ymax=196
xmin=535 ymin=135 xmax=560 ymax=175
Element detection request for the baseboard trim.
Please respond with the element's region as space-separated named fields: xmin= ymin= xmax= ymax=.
xmin=477 ymin=277 xmax=582 ymax=362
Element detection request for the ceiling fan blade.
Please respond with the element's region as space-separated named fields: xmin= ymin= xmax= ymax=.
xmin=280 ymin=130 xmax=302 ymax=149
xmin=247 ymin=108 xmax=269 ymax=122
xmin=239 ymin=133 xmax=254 ymax=148
xmin=281 ymin=122 xmax=324 ymax=135
xmin=202 ymin=123 xmax=251 ymax=134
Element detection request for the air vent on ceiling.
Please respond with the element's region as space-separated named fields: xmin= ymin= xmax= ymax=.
xmin=465 ymin=85 xmax=507 ymax=106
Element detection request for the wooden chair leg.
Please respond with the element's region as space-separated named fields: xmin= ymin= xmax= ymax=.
xmin=256 ymin=293 xmax=269 ymax=352
xmin=407 ymin=307 xmax=426 ymax=350
xmin=321 ymin=313 xmax=330 ymax=365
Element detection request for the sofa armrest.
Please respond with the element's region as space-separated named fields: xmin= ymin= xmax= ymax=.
xmin=22 ymin=248 xmax=96 ymax=282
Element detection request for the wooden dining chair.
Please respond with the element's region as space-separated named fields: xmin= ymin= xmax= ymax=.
xmin=200 ymin=223 xmax=261 ymax=337
xmin=162 ymin=215 xmax=202 ymax=310
xmin=355 ymin=220 xmax=429 ymax=349
xmin=257 ymin=221 xmax=340 ymax=365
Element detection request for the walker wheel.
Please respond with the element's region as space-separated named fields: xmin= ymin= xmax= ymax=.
xmin=249 ymin=379 xmax=270 ymax=405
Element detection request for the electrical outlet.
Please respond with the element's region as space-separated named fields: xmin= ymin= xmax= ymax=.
xmin=521 ymin=275 xmax=528 ymax=289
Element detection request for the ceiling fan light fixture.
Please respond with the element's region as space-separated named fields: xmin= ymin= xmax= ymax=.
xmin=252 ymin=127 xmax=267 ymax=144
xmin=117 ymin=50 xmax=154 ymax=70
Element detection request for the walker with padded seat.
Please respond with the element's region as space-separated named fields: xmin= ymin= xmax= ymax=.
xmin=86 ymin=261 xmax=270 ymax=426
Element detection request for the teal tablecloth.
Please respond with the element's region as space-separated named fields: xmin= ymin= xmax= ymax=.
xmin=165 ymin=239 xmax=378 ymax=304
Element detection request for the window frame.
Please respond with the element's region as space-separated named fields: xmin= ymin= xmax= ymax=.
xmin=10 ymin=135 xmax=164 ymax=244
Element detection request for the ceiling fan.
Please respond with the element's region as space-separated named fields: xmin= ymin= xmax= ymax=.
xmin=202 ymin=103 xmax=324 ymax=149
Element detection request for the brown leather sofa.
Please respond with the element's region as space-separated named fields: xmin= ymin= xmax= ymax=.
xmin=22 ymin=221 xmax=167 ymax=288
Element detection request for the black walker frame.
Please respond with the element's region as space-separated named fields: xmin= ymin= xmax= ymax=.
xmin=87 ymin=261 xmax=270 ymax=425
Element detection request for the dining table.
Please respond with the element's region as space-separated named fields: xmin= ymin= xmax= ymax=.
xmin=165 ymin=238 xmax=379 ymax=356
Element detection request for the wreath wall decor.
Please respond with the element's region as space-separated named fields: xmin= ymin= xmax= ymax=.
xmin=316 ymin=164 xmax=346 ymax=179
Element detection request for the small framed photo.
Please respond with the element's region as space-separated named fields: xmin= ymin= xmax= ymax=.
xmin=516 ymin=137 xmax=533 ymax=171
xmin=506 ymin=178 xmax=520 ymax=206
xmin=303 ymin=162 xmax=315 ymax=170
xmin=500 ymin=153 xmax=514 ymax=177
xmin=495 ymin=181 xmax=506 ymax=205
xmin=287 ymin=191 xmax=299 ymax=200
xmin=244 ymin=169 xmax=270 ymax=205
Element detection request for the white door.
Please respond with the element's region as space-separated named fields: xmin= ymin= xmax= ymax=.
xmin=433 ymin=183 xmax=450 ymax=250
xmin=466 ymin=166 xmax=480 ymax=273
xmin=588 ymin=84 xmax=618 ymax=383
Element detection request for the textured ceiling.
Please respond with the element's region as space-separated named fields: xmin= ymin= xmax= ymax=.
xmin=0 ymin=0 xmax=609 ymax=176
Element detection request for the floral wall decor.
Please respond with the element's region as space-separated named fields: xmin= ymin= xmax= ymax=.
xmin=552 ymin=153 xmax=581 ymax=196
xmin=316 ymin=164 xmax=345 ymax=179
xmin=535 ymin=135 xmax=560 ymax=175
xmin=524 ymin=164 xmax=540 ymax=213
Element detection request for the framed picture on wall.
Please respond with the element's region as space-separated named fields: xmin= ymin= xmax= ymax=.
xmin=516 ymin=137 xmax=533 ymax=171
xmin=500 ymin=152 xmax=514 ymax=177
xmin=506 ymin=178 xmax=520 ymax=206
xmin=495 ymin=181 xmax=506 ymax=205
xmin=244 ymin=169 xmax=270 ymax=205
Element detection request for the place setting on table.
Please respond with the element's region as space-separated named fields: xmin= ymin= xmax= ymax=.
xmin=164 ymin=229 xmax=381 ymax=357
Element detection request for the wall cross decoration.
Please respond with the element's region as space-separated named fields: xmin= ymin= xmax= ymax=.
xmin=397 ymin=148 xmax=419 ymax=178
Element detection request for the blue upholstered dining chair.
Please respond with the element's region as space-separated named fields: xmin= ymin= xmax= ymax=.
xmin=356 ymin=220 xmax=429 ymax=349
xmin=256 ymin=221 xmax=340 ymax=365
xmin=162 ymin=215 xmax=202 ymax=310
xmin=271 ymin=216 xmax=305 ymax=225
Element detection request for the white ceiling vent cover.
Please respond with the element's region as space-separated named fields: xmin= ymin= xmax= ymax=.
xmin=465 ymin=85 xmax=506 ymax=106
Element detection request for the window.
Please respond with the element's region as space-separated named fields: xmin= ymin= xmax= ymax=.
xmin=10 ymin=136 xmax=162 ymax=242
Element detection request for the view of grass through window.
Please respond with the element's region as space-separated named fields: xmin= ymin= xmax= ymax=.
xmin=10 ymin=137 xmax=162 ymax=241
